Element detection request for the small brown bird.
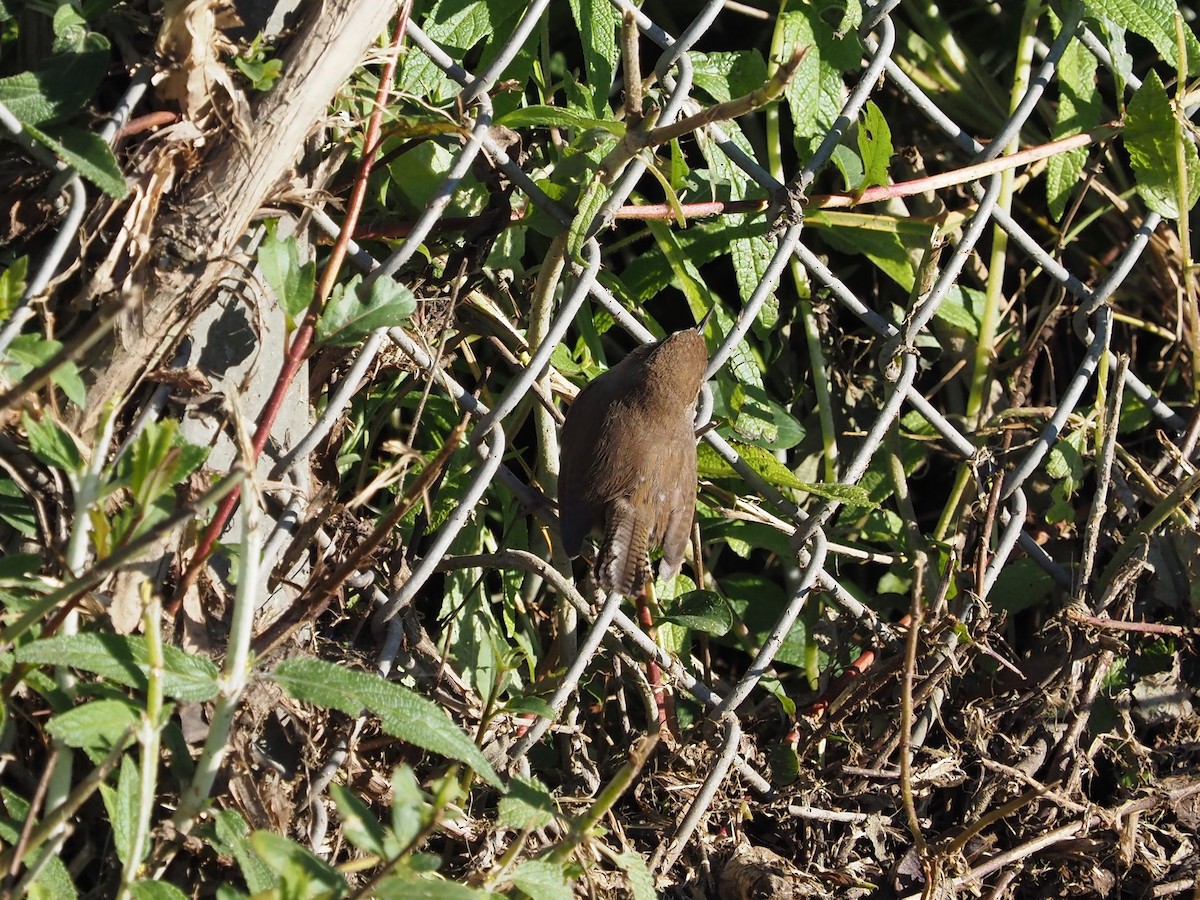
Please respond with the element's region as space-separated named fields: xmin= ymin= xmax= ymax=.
xmin=558 ymin=324 xmax=709 ymax=597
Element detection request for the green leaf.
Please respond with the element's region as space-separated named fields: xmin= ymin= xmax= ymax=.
xmin=495 ymin=105 xmax=623 ymax=135
xmin=400 ymin=0 xmax=525 ymax=103
xmin=613 ymin=850 xmax=656 ymax=900
xmin=210 ymin=810 xmax=276 ymax=893
xmin=258 ymin=222 xmax=316 ymax=321
xmin=0 ymin=32 xmax=109 ymax=124
xmin=273 ymin=658 xmax=502 ymax=786
xmin=720 ymin=573 xmax=809 ymax=667
xmin=697 ymin=441 xmax=874 ymax=507
xmin=502 ymin=696 xmax=555 ymax=719
xmin=990 ymin=558 xmax=1055 ymax=615
xmin=728 ymin=380 xmax=778 ymax=444
xmin=0 ymin=480 xmax=36 ymax=538
xmin=330 ymin=783 xmax=389 ymax=858
xmin=15 ymin=634 xmax=220 ymax=701
xmin=4 ymin=334 xmax=87 ymax=406
xmin=856 ymin=100 xmax=893 ymax=193
xmin=0 ymin=552 xmax=41 ymax=581
xmin=390 ymin=764 xmax=426 ymax=848
xmin=46 ymin=698 xmax=138 ymax=754
xmin=1082 ymin=0 xmax=1200 ymax=75
xmin=317 ymin=275 xmax=416 ymax=347
xmin=374 ymin=872 xmax=491 ymax=899
xmin=691 ymin=50 xmax=770 ymax=103
xmin=249 ymin=831 xmax=345 ymax=897
xmin=22 ymin=412 xmax=84 ymax=473
xmin=511 ymin=859 xmax=573 ymax=900
xmin=0 ymin=257 xmax=27 ymax=318
xmin=1124 ymin=70 xmax=1200 ymax=219
xmin=98 ymin=754 xmax=139 ymax=866
xmin=129 ymin=882 xmax=190 ymax=900
xmin=646 ymin=219 xmax=714 ymax=318
xmin=568 ymin=0 xmax=619 ymax=118
xmin=24 ymin=122 xmax=127 ymax=199
xmin=497 ymin=776 xmax=556 ymax=830
xmin=119 ymin=419 xmax=208 ymax=510
xmin=780 ymin=10 xmax=821 ymax=140
xmin=780 ymin=1 xmax=862 ymax=146
xmin=0 ymin=790 xmax=77 ymax=897
xmin=657 ymin=590 xmax=733 ymax=636
xmin=567 ymin=178 xmax=609 ymax=261
xmin=934 ymin=286 xmax=984 ymax=336
xmin=768 ymin=740 xmax=801 ymax=785
xmin=1047 ymin=20 xmax=1102 ymax=220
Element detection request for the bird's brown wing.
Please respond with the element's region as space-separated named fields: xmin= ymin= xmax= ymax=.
xmin=654 ymin=420 xmax=698 ymax=581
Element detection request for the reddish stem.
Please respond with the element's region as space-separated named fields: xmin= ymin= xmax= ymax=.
xmin=637 ymin=589 xmax=672 ymax=736
xmin=179 ymin=6 xmax=412 ymax=605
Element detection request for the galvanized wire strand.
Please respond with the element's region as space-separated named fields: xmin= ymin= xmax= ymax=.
xmin=653 ymin=716 xmax=743 ymax=875
xmin=904 ymin=175 xmax=1005 ymax=342
xmin=441 ymin=549 xmax=775 ymax=793
xmin=807 ymin=353 xmax=919 ymax=530
xmin=982 ymin=488 xmax=1030 ymax=599
xmin=0 ymin=176 xmax=85 ymax=358
xmin=970 ymin=3 xmax=1082 ymax=166
xmin=714 ymin=528 xmax=828 ymax=717
xmin=460 ymin=0 xmax=552 ymax=105
xmin=12 ymin=0 xmax=1193 ymax=878
xmin=705 ymin=223 xmax=804 ymax=378
xmin=477 ymin=241 xmax=602 ymax=432
xmin=861 ymin=0 xmax=903 ymax=33
xmin=650 ymin=0 xmax=727 ymax=77
xmin=370 ymin=27 xmax=494 ymax=284
xmin=374 ymin=327 xmax=508 ymax=624
xmin=509 ymin=589 xmax=626 ymax=760
xmin=1002 ymin=305 xmax=1112 ymax=498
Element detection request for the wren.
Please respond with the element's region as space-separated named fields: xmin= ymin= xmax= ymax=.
xmin=558 ymin=325 xmax=709 ymax=597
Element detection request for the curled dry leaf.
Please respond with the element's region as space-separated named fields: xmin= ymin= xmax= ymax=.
xmin=154 ymin=0 xmax=251 ymax=135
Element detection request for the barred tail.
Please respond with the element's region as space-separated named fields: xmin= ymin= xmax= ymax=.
xmin=597 ymin=498 xmax=651 ymax=597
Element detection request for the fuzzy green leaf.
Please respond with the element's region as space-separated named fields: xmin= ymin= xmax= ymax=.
xmin=1082 ymin=0 xmax=1200 ymax=75
xmin=568 ymin=0 xmax=619 ymax=117
xmin=698 ymin=441 xmax=874 ymax=507
xmin=0 ymin=32 xmax=109 ymax=124
xmin=511 ymin=859 xmax=573 ymax=900
xmin=15 ymin=634 xmax=219 ymax=701
xmin=1124 ymin=70 xmax=1200 ymax=218
xmin=5 ymin=334 xmax=87 ymax=406
xmin=47 ymin=699 xmax=139 ymax=754
xmin=0 ymin=257 xmax=26 ymax=318
xmin=249 ymin=831 xmax=344 ymax=896
xmin=1047 ymin=23 xmax=1101 ymax=220
xmin=273 ymin=657 xmax=502 ymax=786
xmin=24 ymin=122 xmax=126 ymax=198
xmin=497 ymin=777 xmax=556 ymax=830
xmin=330 ymin=783 xmax=390 ymax=858
xmin=613 ymin=850 xmax=656 ymax=900
xmin=496 ymin=104 xmax=623 ymax=134
xmin=129 ymin=882 xmax=189 ymax=900
xmin=211 ymin=810 xmax=275 ymax=893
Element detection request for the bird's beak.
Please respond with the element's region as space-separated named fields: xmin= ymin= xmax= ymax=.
xmin=696 ymin=306 xmax=715 ymax=333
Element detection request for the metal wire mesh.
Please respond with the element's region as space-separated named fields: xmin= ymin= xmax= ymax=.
xmin=2 ymin=0 xmax=1194 ymax=889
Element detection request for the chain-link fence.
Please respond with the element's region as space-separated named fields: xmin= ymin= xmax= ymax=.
xmin=3 ymin=0 xmax=1198 ymax=895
